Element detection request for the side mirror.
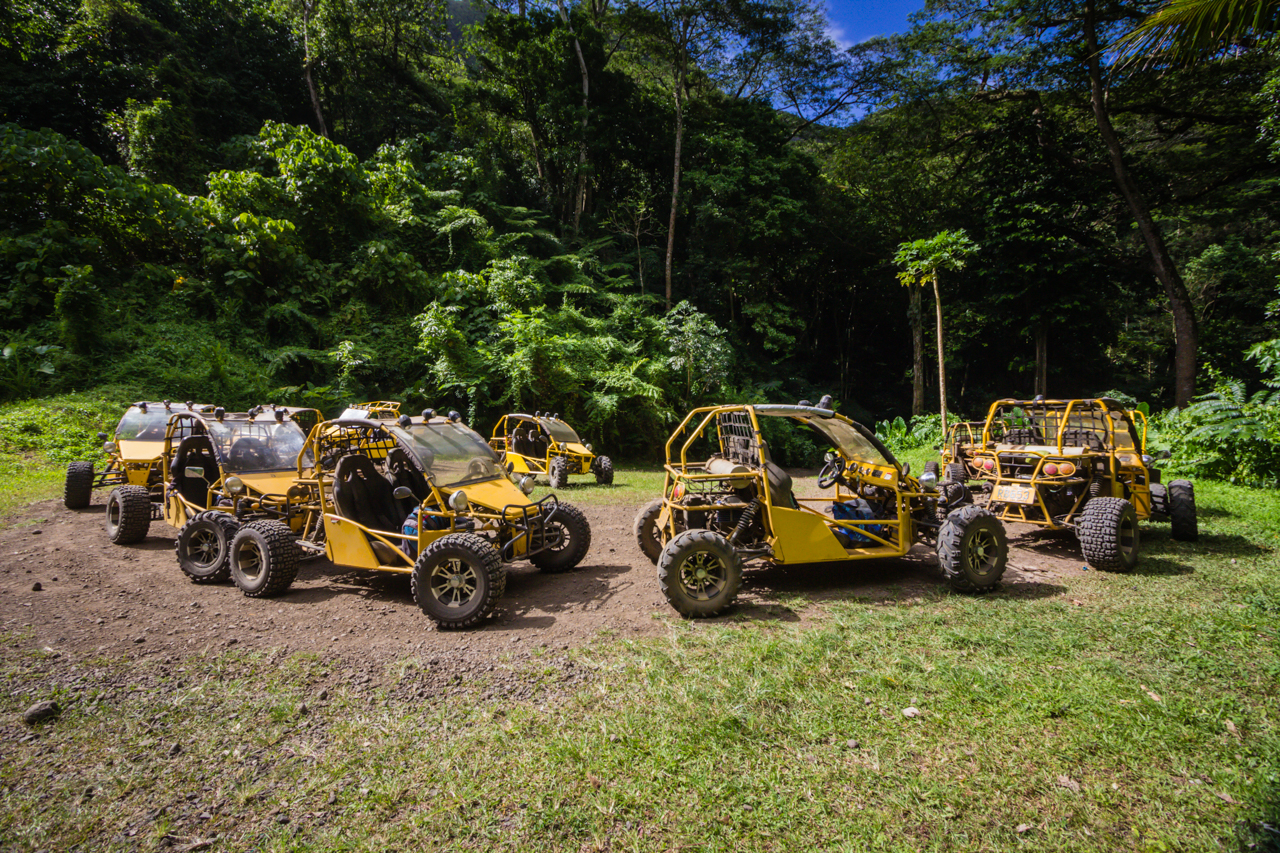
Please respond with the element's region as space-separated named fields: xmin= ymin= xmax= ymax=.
xmin=901 ymin=462 xmax=911 ymax=477
xmin=97 ymin=432 xmax=108 ymax=441
xmin=184 ymin=466 xmax=206 ymax=480
xmin=392 ymin=486 xmax=414 ymax=500
xmin=1160 ymin=449 xmax=1172 ymax=460
xmin=823 ymin=450 xmax=837 ymax=463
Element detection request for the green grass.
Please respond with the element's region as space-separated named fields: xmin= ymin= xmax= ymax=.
xmin=526 ymin=466 xmax=668 ymax=508
xmin=1 ymin=473 xmax=1277 ymax=849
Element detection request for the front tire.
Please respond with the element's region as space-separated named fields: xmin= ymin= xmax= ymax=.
xmin=411 ymin=533 xmax=505 ymax=629
xmin=593 ymin=455 xmax=614 ymax=485
xmin=937 ymin=504 xmax=1007 ymax=592
xmin=923 ymin=460 xmax=939 ymax=478
xmin=944 ymin=462 xmax=967 ymax=485
xmin=1079 ymin=497 xmax=1139 ymax=571
xmin=657 ymin=529 xmax=743 ymax=618
xmin=1168 ymin=480 xmax=1198 ymax=542
xmin=176 ymin=511 xmax=241 ymax=584
xmin=105 ymin=486 xmax=151 ymax=544
xmin=64 ymin=461 xmax=95 ymax=509
xmin=548 ymin=456 xmax=569 ymax=489
xmin=634 ymin=499 xmax=664 ymax=565
xmin=229 ymin=520 xmax=300 ymax=598
xmin=529 ymin=502 xmax=592 ymax=572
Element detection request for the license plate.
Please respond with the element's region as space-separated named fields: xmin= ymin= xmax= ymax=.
xmin=992 ymin=483 xmax=1036 ymax=505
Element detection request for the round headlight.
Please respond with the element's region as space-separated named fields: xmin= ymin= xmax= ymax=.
xmin=103 ymin=441 xmax=118 ymax=454
xmin=918 ymin=471 xmax=938 ymax=491
xmin=224 ymin=476 xmax=246 ymax=496
xmin=585 ymin=443 xmax=593 ymax=452
xmin=448 ymin=490 xmax=469 ymax=512
xmin=520 ymin=476 xmax=535 ymax=495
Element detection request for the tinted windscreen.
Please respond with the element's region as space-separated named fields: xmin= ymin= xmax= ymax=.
xmin=392 ymin=423 xmax=502 ymax=487
xmin=208 ymin=421 xmax=313 ymax=473
xmin=116 ymin=409 xmax=173 ymax=441
xmin=539 ymin=418 xmax=580 ymax=444
xmin=788 ymin=416 xmax=890 ymax=467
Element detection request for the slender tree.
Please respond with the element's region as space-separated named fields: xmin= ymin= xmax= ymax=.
xmin=895 ymin=229 xmax=978 ymax=433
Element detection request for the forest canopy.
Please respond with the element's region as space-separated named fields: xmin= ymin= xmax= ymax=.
xmin=2 ymin=0 xmax=1278 ymax=465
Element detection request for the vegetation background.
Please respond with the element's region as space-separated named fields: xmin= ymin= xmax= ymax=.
xmin=1 ymin=0 xmax=1278 ymax=479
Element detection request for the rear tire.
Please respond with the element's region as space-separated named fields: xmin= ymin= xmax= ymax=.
xmin=548 ymin=456 xmax=569 ymax=489
xmin=176 ymin=511 xmax=240 ymax=584
xmin=1168 ymin=480 xmax=1198 ymax=542
xmin=105 ymin=486 xmax=151 ymax=544
xmin=657 ymin=529 xmax=743 ymax=618
xmin=634 ymin=499 xmax=664 ymax=565
xmin=529 ymin=502 xmax=592 ymax=572
xmin=1079 ymin=497 xmax=1139 ymax=572
xmin=229 ymin=520 xmax=300 ymax=598
xmin=1149 ymin=482 xmax=1169 ymax=517
xmin=945 ymin=462 xmax=967 ymax=484
xmin=411 ymin=533 xmax=504 ymax=629
xmin=924 ymin=460 xmax=939 ymax=478
xmin=64 ymin=461 xmax=95 ymax=509
xmin=593 ymin=455 xmax=614 ymax=485
xmin=937 ymin=505 xmax=1007 ymax=592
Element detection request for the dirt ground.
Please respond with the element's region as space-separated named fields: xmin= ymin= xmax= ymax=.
xmin=0 ymin=480 xmax=1087 ymax=672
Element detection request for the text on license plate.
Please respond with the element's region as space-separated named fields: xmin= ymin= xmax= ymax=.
xmin=992 ymin=483 xmax=1036 ymax=505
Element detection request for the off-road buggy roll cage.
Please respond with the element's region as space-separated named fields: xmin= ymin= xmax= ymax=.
xmin=63 ymin=400 xmax=214 ymax=510
xmin=489 ymin=412 xmax=613 ymax=487
xmin=636 ymin=403 xmax=1008 ymax=617
xmin=966 ymin=397 xmax=1196 ymax=571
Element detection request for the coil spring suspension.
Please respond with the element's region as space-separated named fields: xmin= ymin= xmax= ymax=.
xmin=729 ymin=498 xmax=762 ymax=544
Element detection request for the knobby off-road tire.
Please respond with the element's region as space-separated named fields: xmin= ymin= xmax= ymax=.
xmin=1149 ymin=482 xmax=1169 ymax=517
xmin=548 ymin=456 xmax=570 ymax=489
xmin=229 ymin=520 xmax=300 ymax=598
xmin=937 ymin=504 xmax=1008 ymax=592
xmin=176 ymin=511 xmax=241 ymax=584
xmin=105 ymin=486 xmax=151 ymax=544
xmin=944 ymin=462 xmax=967 ymax=485
xmin=529 ymin=502 xmax=592 ymax=573
xmin=923 ymin=460 xmax=939 ymax=478
xmin=657 ymin=529 xmax=743 ymax=618
xmin=634 ymin=499 xmax=664 ymax=565
xmin=411 ymin=532 xmax=505 ymax=629
xmin=593 ymin=455 xmax=615 ymax=485
xmin=1168 ymin=480 xmax=1198 ymax=542
xmin=1079 ymin=497 xmax=1139 ymax=572
xmin=64 ymin=461 xmax=95 ymax=509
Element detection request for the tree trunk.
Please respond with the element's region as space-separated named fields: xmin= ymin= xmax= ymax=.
xmin=932 ymin=273 xmax=948 ymax=434
xmin=1084 ymin=0 xmax=1197 ymax=406
xmin=909 ymin=284 xmax=924 ymax=416
xmin=1035 ymin=320 xmax=1047 ymax=397
xmin=665 ymin=69 xmax=684 ymax=313
xmin=302 ymin=2 xmax=328 ymax=138
xmin=557 ymin=1 xmax=590 ymax=235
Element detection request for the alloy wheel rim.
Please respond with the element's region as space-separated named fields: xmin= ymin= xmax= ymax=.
xmin=236 ymin=539 xmax=263 ymax=580
xmin=189 ymin=527 xmax=221 ymax=568
xmin=678 ymin=551 xmax=727 ymax=601
xmin=430 ymin=557 xmax=477 ymax=606
xmin=965 ymin=528 xmax=999 ymax=578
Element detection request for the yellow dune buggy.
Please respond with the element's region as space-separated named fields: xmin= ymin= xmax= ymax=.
xmin=218 ymin=410 xmax=592 ymax=629
xmin=966 ymin=397 xmax=1197 ymax=572
xmin=633 ymin=403 xmax=1009 ymax=618
xmin=489 ymin=413 xmax=612 ymax=488
xmin=927 ymin=419 xmax=988 ymax=485
xmin=103 ymin=405 xmax=316 ymax=575
xmin=64 ymin=401 xmax=212 ymax=510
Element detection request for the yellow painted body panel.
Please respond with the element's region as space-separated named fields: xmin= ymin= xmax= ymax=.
xmin=239 ymin=471 xmax=300 ymax=495
xmin=324 ymin=515 xmax=381 ymax=569
xmin=463 ymin=477 xmax=531 ymax=512
xmin=767 ymin=507 xmax=851 ymax=563
xmin=117 ymin=440 xmax=163 ymax=462
xmin=507 ymin=454 xmax=535 ymax=474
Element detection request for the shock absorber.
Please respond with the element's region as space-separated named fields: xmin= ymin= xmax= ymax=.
xmin=729 ymin=498 xmax=762 ymax=544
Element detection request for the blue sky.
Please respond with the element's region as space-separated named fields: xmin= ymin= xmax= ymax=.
xmin=825 ymin=0 xmax=925 ymax=47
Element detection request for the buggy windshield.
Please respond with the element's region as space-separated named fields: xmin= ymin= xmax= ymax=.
xmin=116 ymin=409 xmax=173 ymax=442
xmin=538 ymin=417 xmax=580 ymax=444
xmin=391 ymin=423 xmax=502 ymax=488
xmin=793 ymin=416 xmax=892 ymax=467
xmin=208 ymin=420 xmax=313 ymax=473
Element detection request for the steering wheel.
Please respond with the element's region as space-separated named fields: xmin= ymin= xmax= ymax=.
xmin=229 ymin=438 xmax=270 ymax=468
xmin=817 ymin=454 xmax=846 ymax=489
xmin=466 ymin=457 xmax=491 ymax=479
